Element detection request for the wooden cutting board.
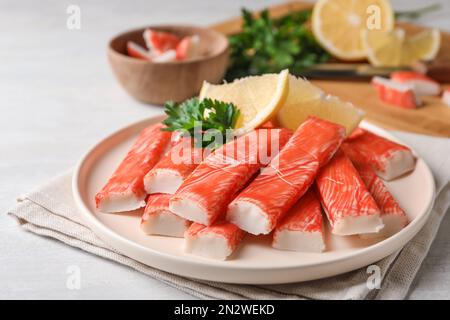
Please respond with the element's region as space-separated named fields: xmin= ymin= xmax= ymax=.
xmin=210 ymin=1 xmax=450 ymax=137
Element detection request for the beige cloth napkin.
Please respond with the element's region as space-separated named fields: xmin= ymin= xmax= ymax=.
xmin=8 ymin=132 xmax=450 ymax=300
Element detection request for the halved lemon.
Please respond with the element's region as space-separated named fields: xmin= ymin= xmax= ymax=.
xmin=312 ymin=0 xmax=394 ymax=60
xmin=364 ymin=28 xmax=441 ymax=67
xmin=199 ymin=69 xmax=289 ymax=136
xmin=276 ymin=75 xmax=364 ymax=135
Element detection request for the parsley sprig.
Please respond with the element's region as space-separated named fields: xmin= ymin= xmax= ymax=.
xmin=162 ymin=98 xmax=240 ymax=149
xmin=226 ymin=8 xmax=329 ymax=80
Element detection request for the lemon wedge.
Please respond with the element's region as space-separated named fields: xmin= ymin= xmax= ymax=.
xmin=199 ymin=69 xmax=289 ymax=136
xmin=312 ymin=0 xmax=394 ymax=60
xmin=276 ymin=75 xmax=364 ymax=135
xmin=364 ymin=28 xmax=441 ymax=67
xmin=408 ymin=28 xmax=441 ymax=61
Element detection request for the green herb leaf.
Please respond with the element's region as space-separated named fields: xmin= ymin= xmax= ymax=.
xmin=226 ymin=8 xmax=330 ymax=80
xmin=162 ymin=98 xmax=240 ymax=149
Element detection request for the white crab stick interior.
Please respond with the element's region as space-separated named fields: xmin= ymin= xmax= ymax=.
xmin=141 ymin=209 xmax=190 ymax=237
xmin=227 ymin=201 xmax=269 ymax=235
xmin=273 ymin=230 xmax=325 ymax=253
xmin=169 ymin=198 xmax=209 ymax=225
xmin=184 ymin=222 xmax=245 ymax=260
xmin=324 ymin=207 xmax=384 ymax=236
xmin=98 ymin=193 xmax=146 ymax=213
xmin=144 ymin=171 xmax=183 ymax=194
xmin=381 ymin=149 xmax=416 ymax=180
xmin=153 ymin=49 xmax=176 ymax=63
xmin=184 ymin=233 xmax=233 ymax=260
xmin=407 ymin=80 xmax=440 ymax=96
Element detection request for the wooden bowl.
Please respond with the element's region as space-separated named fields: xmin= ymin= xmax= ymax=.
xmin=108 ymin=25 xmax=229 ymax=105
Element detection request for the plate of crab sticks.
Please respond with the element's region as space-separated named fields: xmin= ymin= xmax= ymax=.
xmin=73 ymin=72 xmax=435 ymax=284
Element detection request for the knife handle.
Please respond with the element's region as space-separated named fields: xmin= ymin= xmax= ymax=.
xmin=413 ymin=62 xmax=450 ymax=83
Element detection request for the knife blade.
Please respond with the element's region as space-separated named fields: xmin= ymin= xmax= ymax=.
xmin=297 ymin=63 xmax=411 ymax=81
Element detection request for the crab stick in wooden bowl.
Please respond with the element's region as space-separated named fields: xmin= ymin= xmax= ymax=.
xmin=108 ymin=25 xmax=229 ymax=105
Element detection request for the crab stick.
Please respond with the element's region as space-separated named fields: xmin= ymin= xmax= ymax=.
xmin=443 ymin=88 xmax=450 ymax=107
xmin=126 ymin=41 xmax=152 ymax=60
xmin=141 ymin=194 xmax=191 ymax=237
xmin=316 ymin=150 xmax=383 ymax=236
xmin=391 ymin=71 xmax=440 ymax=96
xmin=342 ymin=128 xmax=416 ymax=181
xmin=350 ymin=163 xmax=408 ymax=238
xmin=95 ymin=123 xmax=171 ymax=213
xmin=169 ymin=128 xmax=293 ymax=225
xmin=152 ymin=50 xmax=177 ymax=63
xmin=372 ymin=76 xmax=421 ymax=109
xmin=144 ymin=138 xmax=203 ymax=194
xmin=143 ymin=29 xmax=180 ymax=54
xmin=272 ymin=190 xmax=325 ymax=253
xmin=176 ymin=35 xmax=200 ymax=60
xmin=343 ymin=140 xmax=408 ymax=237
xmin=227 ymin=117 xmax=345 ymax=235
xmin=184 ymin=221 xmax=245 ymax=260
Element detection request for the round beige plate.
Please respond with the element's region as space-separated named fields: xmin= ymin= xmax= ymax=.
xmin=73 ymin=116 xmax=435 ymax=284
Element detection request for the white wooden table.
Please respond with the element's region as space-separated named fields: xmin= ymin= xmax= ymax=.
xmin=1 ymin=0 xmax=449 ymax=299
